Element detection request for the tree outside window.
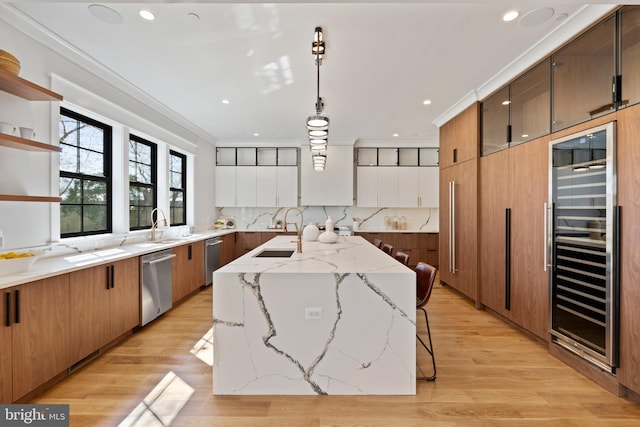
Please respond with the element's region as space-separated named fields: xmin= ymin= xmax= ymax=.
xmin=169 ymin=150 xmax=186 ymax=226
xmin=59 ymin=108 xmax=112 ymax=237
xmin=129 ymin=135 xmax=157 ymax=230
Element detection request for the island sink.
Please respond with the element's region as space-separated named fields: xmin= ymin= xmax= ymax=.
xmin=253 ymin=249 xmax=295 ymax=258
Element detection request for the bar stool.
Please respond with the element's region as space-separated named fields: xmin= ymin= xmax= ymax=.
xmin=381 ymin=243 xmax=393 ymax=256
xmin=373 ymin=238 xmax=383 ymax=249
xmin=415 ymin=262 xmax=437 ymax=381
xmin=394 ymin=251 xmax=410 ymax=266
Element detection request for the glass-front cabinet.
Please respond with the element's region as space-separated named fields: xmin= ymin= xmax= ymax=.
xmin=510 ymin=58 xmax=551 ymax=146
xmin=552 ymin=15 xmax=616 ymax=132
xmin=481 ymin=59 xmax=550 ymax=156
xmin=480 ymin=86 xmax=509 ymax=156
xmin=620 ymin=5 xmax=640 ymax=108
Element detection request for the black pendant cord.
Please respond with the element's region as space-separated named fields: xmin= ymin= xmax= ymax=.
xmin=315 ymin=49 xmax=321 ymax=114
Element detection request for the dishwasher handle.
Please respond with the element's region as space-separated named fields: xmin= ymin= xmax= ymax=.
xmin=206 ymin=240 xmax=223 ymax=247
xmin=143 ymin=254 xmax=176 ymax=266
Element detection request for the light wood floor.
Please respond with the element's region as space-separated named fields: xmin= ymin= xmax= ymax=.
xmin=33 ymin=281 xmax=640 ymax=426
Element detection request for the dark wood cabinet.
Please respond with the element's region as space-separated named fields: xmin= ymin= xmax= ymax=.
xmin=479 ymin=149 xmax=510 ymax=315
xmin=6 ymin=275 xmax=71 ymax=401
xmin=616 ymin=104 xmax=640 ymax=396
xmin=357 ymin=232 xmax=438 ymax=268
xmin=219 ymin=232 xmax=236 ymax=267
xmin=439 ymin=158 xmax=479 ymax=301
xmin=478 ymin=138 xmax=549 ymax=340
xmin=173 ymin=241 xmax=205 ymax=303
xmin=439 ymin=103 xmax=480 ymax=169
xmin=69 ymin=257 xmax=140 ymax=364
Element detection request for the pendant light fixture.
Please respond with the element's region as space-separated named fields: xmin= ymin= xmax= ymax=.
xmin=306 ymin=26 xmax=328 ymax=171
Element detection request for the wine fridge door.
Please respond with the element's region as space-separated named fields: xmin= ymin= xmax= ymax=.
xmin=548 ymin=121 xmax=618 ymax=372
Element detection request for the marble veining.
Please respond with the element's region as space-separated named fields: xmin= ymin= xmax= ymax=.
xmin=213 ymin=236 xmax=416 ymax=395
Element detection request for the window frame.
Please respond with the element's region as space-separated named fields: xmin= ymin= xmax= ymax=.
xmin=59 ymin=107 xmax=113 ymax=238
xmin=169 ymin=150 xmax=187 ymax=226
xmin=128 ymin=134 xmax=158 ymax=231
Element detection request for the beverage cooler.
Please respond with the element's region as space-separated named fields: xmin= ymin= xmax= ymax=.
xmin=548 ymin=121 xmax=619 ymax=373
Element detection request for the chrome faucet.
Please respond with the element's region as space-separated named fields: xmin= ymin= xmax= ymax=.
xmin=150 ymin=208 xmax=168 ymax=241
xmin=283 ymin=207 xmax=304 ymax=253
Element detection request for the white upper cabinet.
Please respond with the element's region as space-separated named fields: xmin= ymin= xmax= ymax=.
xmin=215 ymin=147 xmax=298 ymax=207
xmin=300 ymin=145 xmax=354 ymax=206
xmin=356 ymin=147 xmax=439 ymax=208
xmin=256 ymin=166 xmax=298 ymax=207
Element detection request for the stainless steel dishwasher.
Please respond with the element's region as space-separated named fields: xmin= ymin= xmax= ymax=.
xmin=141 ymin=249 xmax=175 ymax=326
xmin=205 ymin=237 xmax=223 ymax=286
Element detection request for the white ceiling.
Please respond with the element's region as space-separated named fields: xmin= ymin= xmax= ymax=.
xmin=6 ymin=1 xmax=626 ymax=144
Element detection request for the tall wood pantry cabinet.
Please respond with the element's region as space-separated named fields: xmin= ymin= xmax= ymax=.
xmin=438 ymin=103 xmax=479 ymax=301
xmin=478 ymin=137 xmax=549 ymax=340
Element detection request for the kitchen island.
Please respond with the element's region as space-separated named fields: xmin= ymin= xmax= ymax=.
xmin=212 ymin=235 xmax=416 ymax=395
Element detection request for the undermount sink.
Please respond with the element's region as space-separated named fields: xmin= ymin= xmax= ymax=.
xmin=253 ymin=249 xmax=295 ymax=258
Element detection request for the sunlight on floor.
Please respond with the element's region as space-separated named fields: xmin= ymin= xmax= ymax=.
xmin=190 ymin=327 xmax=214 ymax=367
xmin=117 ymin=371 xmax=194 ymax=427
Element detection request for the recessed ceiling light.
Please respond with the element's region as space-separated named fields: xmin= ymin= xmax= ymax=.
xmin=503 ymin=10 xmax=519 ymax=22
xmin=423 ymin=99 xmax=432 ymax=105
xmin=222 ymin=99 xmax=230 ymax=104
xmin=393 ymin=133 xmax=399 ymax=137
xmin=139 ymin=9 xmax=155 ymax=21
xmin=253 ymin=133 xmax=259 ymax=137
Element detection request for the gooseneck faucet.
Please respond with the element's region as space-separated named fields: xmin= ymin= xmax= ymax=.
xmin=283 ymin=207 xmax=304 ymax=253
xmin=150 ymin=208 xmax=168 ymax=241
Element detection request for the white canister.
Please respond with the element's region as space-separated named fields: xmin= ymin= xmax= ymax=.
xmin=302 ymin=223 xmax=320 ymax=241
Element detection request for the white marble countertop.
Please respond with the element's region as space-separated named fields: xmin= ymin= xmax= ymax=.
xmin=0 ymin=230 xmax=235 ymax=290
xmin=216 ymin=235 xmax=412 ymax=274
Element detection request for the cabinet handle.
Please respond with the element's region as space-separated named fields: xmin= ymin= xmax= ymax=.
xmin=449 ymin=180 xmax=457 ymax=273
xmin=5 ymin=292 xmax=10 ymax=327
xmin=188 ymin=244 xmax=192 ymax=260
xmin=505 ymin=208 xmax=511 ymax=311
xmin=612 ymin=205 xmax=621 ymax=368
xmin=543 ymin=202 xmax=550 ymax=272
xmin=106 ymin=265 xmax=111 ymax=290
xmin=14 ymin=289 xmax=20 ymax=324
xmin=110 ymin=265 xmax=115 ymax=289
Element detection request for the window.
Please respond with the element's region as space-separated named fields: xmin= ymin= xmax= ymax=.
xmin=59 ymin=108 xmax=112 ymax=237
xmin=169 ymin=150 xmax=186 ymax=226
xmin=129 ymin=135 xmax=157 ymax=230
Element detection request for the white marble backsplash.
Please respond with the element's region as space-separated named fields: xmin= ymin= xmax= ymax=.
xmin=216 ymin=207 xmax=439 ymax=232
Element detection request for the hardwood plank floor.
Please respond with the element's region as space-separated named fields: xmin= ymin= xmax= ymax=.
xmin=32 ymin=281 xmax=640 ymax=426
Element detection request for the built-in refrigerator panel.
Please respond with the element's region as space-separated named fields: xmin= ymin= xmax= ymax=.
xmin=548 ymin=121 xmax=618 ymax=372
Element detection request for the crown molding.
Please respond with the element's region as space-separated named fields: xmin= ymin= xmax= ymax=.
xmin=0 ymin=4 xmax=215 ymax=145
xmin=433 ymin=4 xmax=617 ymax=128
